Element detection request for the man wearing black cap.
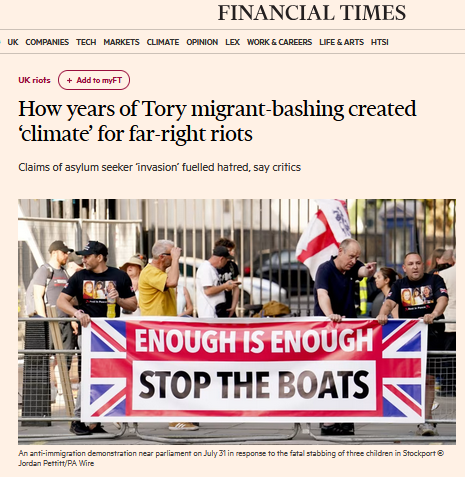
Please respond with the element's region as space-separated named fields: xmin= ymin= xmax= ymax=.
xmin=57 ymin=240 xmax=137 ymax=435
xmin=26 ymin=240 xmax=76 ymax=376
xmin=27 ymin=240 xmax=73 ymax=319
xmin=196 ymin=246 xmax=240 ymax=319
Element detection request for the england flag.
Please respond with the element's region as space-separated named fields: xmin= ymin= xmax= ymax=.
xmin=296 ymin=199 xmax=351 ymax=279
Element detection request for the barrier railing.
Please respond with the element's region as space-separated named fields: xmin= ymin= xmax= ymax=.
xmin=18 ymin=317 xmax=456 ymax=443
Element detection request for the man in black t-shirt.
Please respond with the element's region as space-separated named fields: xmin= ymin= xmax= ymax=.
xmin=377 ymin=252 xmax=448 ymax=437
xmin=215 ymin=237 xmax=240 ymax=317
xmin=314 ymin=238 xmax=377 ymax=321
xmin=57 ymin=240 xmax=137 ymax=436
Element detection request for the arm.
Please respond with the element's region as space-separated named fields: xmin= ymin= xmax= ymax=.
xmin=377 ymin=299 xmax=397 ymax=325
xmin=422 ymin=296 xmax=448 ymax=324
xmin=358 ymin=262 xmax=377 ymax=279
xmin=57 ymin=292 xmax=91 ymax=328
xmin=117 ymin=296 xmax=138 ymax=312
xmin=166 ymin=247 xmax=181 ymax=288
xmin=33 ymin=284 xmax=47 ymax=317
xmin=204 ymin=281 xmax=238 ymax=296
xmin=182 ymin=287 xmax=194 ymax=316
xmin=228 ymin=286 xmax=240 ymax=317
xmin=107 ymin=286 xmax=138 ymax=312
xmin=316 ymin=288 xmax=343 ymax=322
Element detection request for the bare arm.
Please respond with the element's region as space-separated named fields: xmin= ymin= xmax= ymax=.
xmin=204 ymin=281 xmax=238 ymax=296
xmin=107 ymin=286 xmax=137 ymax=312
xmin=57 ymin=293 xmax=79 ymax=318
xmin=377 ymin=299 xmax=397 ymax=325
xmin=117 ymin=296 xmax=138 ymax=312
xmin=422 ymin=296 xmax=448 ymax=324
xmin=182 ymin=287 xmax=194 ymax=316
xmin=55 ymin=293 xmax=80 ymax=332
xmin=316 ymin=289 xmax=344 ymax=322
xmin=358 ymin=262 xmax=377 ymax=279
xmin=228 ymin=286 xmax=240 ymax=317
xmin=33 ymin=284 xmax=47 ymax=317
xmin=56 ymin=293 xmax=92 ymax=328
xmin=166 ymin=247 xmax=181 ymax=288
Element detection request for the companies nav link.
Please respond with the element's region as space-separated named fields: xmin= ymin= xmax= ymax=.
xmin=4 ymin=37 xmax=390 ymax=48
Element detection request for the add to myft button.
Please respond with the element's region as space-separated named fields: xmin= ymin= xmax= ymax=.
xmin=58 ymin=70 xmax=130 ymax=90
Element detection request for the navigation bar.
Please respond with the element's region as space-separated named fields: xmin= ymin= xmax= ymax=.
xmin=1 ymin=30 xmax=464 ymax=53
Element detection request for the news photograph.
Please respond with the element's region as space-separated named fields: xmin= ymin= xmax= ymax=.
xmin=17 ymin=199 xmax=456 ymax=446
xmin=5 ymin=0 xmax=464 ymax=473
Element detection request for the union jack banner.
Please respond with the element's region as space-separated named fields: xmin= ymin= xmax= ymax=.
xmin=81 ymin=317 xmax=428 ymax=423
xmin=380 ymin=319 xmax=425 ymax=421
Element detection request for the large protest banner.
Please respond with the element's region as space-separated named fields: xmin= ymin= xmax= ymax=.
xmin=81 ymin=317 xmax=427 ymax=423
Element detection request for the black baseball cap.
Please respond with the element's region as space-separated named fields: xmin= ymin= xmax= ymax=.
xmin=76 ymin=241 xmax=109 ymax=257
xmin=49 ymin=240 xmax=74 ymax=253
xmin=212 ymin=245 xmax=233 ymax=259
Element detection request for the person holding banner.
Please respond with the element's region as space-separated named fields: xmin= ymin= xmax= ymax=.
xmin=57 ymin=240 xmax=137 ymax=435
xmin=314 ymin=238 xmax=377 ymax=323
xmin=377 ymin=252 xmax=449 ymax=436
xmin=314 ymin=238 xmax=377 ymax=436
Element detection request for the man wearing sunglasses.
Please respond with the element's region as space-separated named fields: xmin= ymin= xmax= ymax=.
xmin=139 ymin=240 xmax=181 ymax=318
xmin=138 ymin=240 xmax=198 ymax=431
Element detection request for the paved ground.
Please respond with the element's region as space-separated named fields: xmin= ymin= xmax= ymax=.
xmin=18 ymin=421 xmax=456 ymax=446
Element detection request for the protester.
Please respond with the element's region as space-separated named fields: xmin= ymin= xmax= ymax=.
xmin=138 ymin=240 xmax=198 ymax=431
xmin=440 ymin=249 xmax=455 ymax=268
xmin=371 ymin=267 xmax=400 ymax=318
xmin=196 ymin=246 xmax=240 ymax=319
xmin=176 ymin=285 xmax=194 ymax=316
xmin=313 ymin=238 xmax=377 ymax=436
xmin=65 ymin=252 xmax=84 ymax=382
xmin=214 ymin=238 xmax=240 ymax=317
xmin=26 ymin=240 xmax=76 ymax=371
xmin=377 ymin=252 xmax=448 ymax=436
xmin=138 ymin=240 xmax=180 ymax=317
xmin=439 ymin=249 xmax=456 ymax=396
xmin=57 ymin=241 xmax=137 ymax=436
xmin=27 ymin=240 xmax=72 ymax=318
xmin=120 ymin=253 xmax=147 ymax=316
xmin=66 ymin=252 xmax=84 ymax=277
xmin=427 ymin=248 xmax=445 ymax=273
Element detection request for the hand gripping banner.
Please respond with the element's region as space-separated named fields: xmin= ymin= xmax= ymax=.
xmin=81 ymin=317 xmax=427 ymax=423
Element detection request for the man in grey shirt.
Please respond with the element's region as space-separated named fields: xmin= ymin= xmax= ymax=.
xmin=27 ymin=240 xmax=76 ymax=366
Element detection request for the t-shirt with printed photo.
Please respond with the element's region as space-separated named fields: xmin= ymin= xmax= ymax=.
xmin=388 ymin=273 xmax=448 ymax=320
xmin=62 ymin=267 xmax=134 ymax=318
xmin=387 ymin=273 xmax=448 ymax=349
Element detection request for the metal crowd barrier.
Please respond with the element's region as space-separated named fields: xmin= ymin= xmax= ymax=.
xmin=18 ymin=317 xmax=456 ymax=443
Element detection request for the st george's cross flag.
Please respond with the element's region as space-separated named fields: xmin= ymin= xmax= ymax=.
xmin=296 ymin=199 xmax=351 ymax=279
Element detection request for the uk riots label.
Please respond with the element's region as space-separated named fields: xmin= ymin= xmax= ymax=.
xmin=81 ymin=317 xmax=427 ymax=423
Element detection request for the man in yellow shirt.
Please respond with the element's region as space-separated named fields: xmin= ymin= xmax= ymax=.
xmin=138 ymin=240 xmax=198 ymax=432
xmin=139 ymin=240 xmax=180 ymax=316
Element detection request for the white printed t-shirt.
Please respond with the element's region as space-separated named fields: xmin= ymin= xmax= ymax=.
xmin=196 ymin=260 xmax=224 ymax=318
